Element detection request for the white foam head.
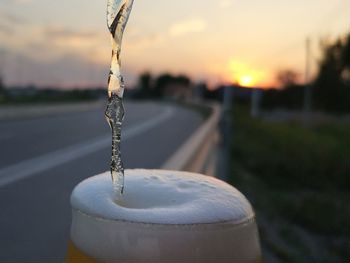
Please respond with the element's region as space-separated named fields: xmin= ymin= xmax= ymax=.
xmin=70 ymin=170 xmax=260 ymax=263
xmin=71 ymin=169 xmax=254 ymax=225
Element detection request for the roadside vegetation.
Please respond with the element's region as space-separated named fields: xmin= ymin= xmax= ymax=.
xmin=0 ymin=88 xmax=104 ymax=104
xmin=229 ymin=106 xmax=350 ymax=262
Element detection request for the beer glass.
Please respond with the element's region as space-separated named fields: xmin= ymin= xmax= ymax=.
xmin=67 ymin=169 xmax=262 ymax=263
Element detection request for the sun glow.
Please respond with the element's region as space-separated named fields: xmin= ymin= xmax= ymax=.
xmin=228 ymin=60 xmax=266 ymax=88
xmin=238 ymin=75 xmax=254 ymax=87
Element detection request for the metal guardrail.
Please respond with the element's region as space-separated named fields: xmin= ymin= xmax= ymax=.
xmin=161 ymin=103 xmax=221 ymax=177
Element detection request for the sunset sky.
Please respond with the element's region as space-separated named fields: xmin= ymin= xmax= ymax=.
xmin=0 ymin=0 xmax=350 ymax=88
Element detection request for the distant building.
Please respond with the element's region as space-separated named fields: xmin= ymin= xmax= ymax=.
xmin=153 ymin=74 xmax=192 ymax=101
xmin=6 ymin=86 xmax=38 ymax=97
xmin=163 ymin=82 xmax=192 ymax=101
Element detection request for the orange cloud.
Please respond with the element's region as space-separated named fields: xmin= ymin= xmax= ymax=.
xmin=169 ymin=18 xmax=207 ymax=37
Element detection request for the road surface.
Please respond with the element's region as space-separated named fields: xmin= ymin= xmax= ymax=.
xmin=0 ymin=101 xmax=202 ymax=263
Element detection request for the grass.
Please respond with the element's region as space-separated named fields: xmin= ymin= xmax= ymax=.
xmin=229 ymin=106 xmax=350 ymax=262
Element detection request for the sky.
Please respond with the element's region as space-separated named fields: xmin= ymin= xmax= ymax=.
xmin=0 ymin=0 xmax=350 ymax=88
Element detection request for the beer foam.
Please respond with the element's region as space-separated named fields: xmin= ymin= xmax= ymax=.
xmin=71 ymin=169 xmax=254 ymax=224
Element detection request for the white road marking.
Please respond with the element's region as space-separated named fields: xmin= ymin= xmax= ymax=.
xmin=0 ymin=107 xmax=174 ymax=187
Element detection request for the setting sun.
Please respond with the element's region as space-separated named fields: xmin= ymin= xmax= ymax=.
xmin=227 ymin=60 xmax=266 ymax=88
xmin=238 ymin=75 xmax=254 ymax=87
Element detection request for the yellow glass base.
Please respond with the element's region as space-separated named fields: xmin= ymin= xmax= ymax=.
xmin=66 ymin=241 xmax=98 ymax=263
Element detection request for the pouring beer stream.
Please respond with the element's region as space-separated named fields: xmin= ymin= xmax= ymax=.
xmin=105 ymin=0 xmax=134 ymax=198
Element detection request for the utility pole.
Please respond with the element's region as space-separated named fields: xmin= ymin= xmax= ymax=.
xmin=251 ymin=88 xmax=262 ymax=118
xmin=303 ymin=37 xmax=312 ymax=124
xmin=0 ymin=48 xmax=5 ymax=94
xmin=217 ymin=85 xmax=234 ymax=182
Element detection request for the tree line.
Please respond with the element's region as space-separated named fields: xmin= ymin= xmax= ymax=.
xmin=263 ymin=33 xmax=350 ymax=113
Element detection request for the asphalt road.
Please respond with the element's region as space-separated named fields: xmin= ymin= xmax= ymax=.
xmin=0 ymin=101 xmax=202 ymax=263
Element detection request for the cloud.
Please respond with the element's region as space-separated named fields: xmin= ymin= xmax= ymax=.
xmin=0 ymin=12 xmax=27 ymax=24
xmin=219 ymin=0 xmax=233 ymax=8
xmin=44 ymin=27 xmax=99 ymax=40
xmin=41 ymin=26 xmax=108 ymax=62
xmin=0 ymin=12 xmax=26 ymax=36
xmin=0 ymin=24 xmax=12 ymax=36
xmin=126 ymin=33 xmax=165 ymax=49
xmin=0 ymin=0 xmax=32 ymax=5
xmin=169 ymin=18 xmax=207 ymax=37
xmin=2 ymin=48 xmax=109 ymax=88
xmin=13 ymin=0 xmax=33 ymax=4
